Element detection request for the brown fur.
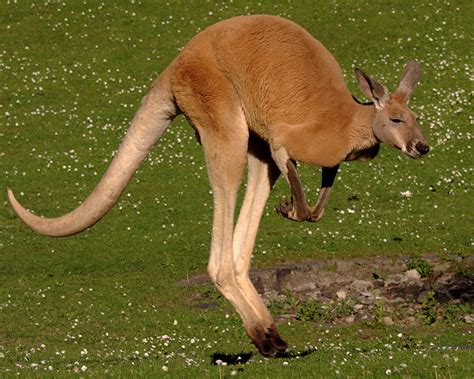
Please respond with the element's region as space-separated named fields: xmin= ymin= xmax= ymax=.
xmin=8 ymin=15 xmax=429 ymax=356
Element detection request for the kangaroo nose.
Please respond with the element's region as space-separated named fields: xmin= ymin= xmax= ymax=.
xmin=415 ymin=141 xmax=430 ymax=156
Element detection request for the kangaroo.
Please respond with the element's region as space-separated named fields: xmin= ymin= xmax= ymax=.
xmin=7 ymin=15 xmax=429 ymax=356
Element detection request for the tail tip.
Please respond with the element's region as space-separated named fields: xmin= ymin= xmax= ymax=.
xmin=7 ymin=188 xmax=14 ymax=202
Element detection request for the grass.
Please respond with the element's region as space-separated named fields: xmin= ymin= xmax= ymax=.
xmin=406 ymin=257 xmax=434 ymax=278
xmin=0 ymin=0 xmax=472 ymax=377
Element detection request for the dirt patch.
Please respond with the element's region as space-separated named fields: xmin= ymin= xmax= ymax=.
xmin=179 ymin=253 xmax=474 ymax=325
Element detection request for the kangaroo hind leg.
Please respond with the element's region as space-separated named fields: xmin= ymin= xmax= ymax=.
xmin=177 ymin=76 xmax=279 ymax=356
xmin=233 ymin=136 xmax=288 ymax=354
xmin=201 ymin=124 xmax=277 ymax=354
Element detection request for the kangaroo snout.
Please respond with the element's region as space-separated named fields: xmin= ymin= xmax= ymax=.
xmin=405 ymin=140 xmax=429 ymax=158
xmin=415 ymin=141 xmax=430 ymax=156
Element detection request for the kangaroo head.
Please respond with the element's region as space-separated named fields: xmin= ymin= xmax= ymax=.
xmin=354 ymin=60 xmax=429 ymax=159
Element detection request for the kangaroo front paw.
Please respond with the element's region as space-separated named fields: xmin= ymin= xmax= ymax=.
xmin=276 ymin=197 xmax=293 ymax=217
xmin=276 ymin=197 xmax=310 ymax=222
xmin=308 ymin=208 xmax=325 ymax=222
xmin=276 ymin=197 xmax=299 ymax=221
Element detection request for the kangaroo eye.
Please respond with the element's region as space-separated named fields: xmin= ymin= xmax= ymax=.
xmin=390 ymin=118 xmax=403 ymax=124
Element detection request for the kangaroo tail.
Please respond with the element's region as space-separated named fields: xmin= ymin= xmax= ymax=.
xmin=7 ymin=74 xmax=177 ymax=237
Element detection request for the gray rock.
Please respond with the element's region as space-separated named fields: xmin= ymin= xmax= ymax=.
xmin=386 ymin=297 xmax=406 ymax=304
xmin=336 ymin=290 xmax=347 ymax=300
xmin=405 ymin=269 xmax=421 ymax=281
xmin=386 ymin=274 xmax=406 ymax=286
xmin=354 ymin=304 xmax=364 ymax=311
xmin=359 ymin=292 xmax=375 ymax=305
xmin=407 ymin=316 xmax=418 ymax=324
xmin=373 ymin=279 xmax=385 ymax=288
xmin=350 ymin=279 xmax=374 ymax=292
xmin=290 ymin=280 xmax=316 ymax=292
xmin=344 ymin=315 xmax=355 ymax=324
xmin=417 ymin=289 xmax=430 ymax=303
xmin=463 ymin=314 xmax=474 ymax=324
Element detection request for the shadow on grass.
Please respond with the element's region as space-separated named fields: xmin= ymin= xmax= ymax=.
xmin=211 ymin=352 xmax=253 ymax=365
xmin=211 ymin=347 xmax=317 ymax=365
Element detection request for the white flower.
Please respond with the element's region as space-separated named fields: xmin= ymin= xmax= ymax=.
xmin=385 ymin=369 xmax=392 ymax=375
xmin=162 ymin=365 xmax=168 ymax=372
xmin=400 ymin=190 xmax=412 ymax=198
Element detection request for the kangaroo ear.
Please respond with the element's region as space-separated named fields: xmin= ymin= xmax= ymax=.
xmin=354 ymin=68 xmax=390 ymax=110
xmin=395 ymin=60 xmax=420 ymax=102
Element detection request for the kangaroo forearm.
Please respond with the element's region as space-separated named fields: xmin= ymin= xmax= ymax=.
xmin=286 ymin=160 xmax=312 ymax=220
xmin=308 ymin=165 xmax=339 ymax=222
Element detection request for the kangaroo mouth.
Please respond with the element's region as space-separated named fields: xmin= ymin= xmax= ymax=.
xmin=403 ymin=141 xmax=430 ymax=159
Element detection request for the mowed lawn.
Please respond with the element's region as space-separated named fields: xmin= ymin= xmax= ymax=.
xmin=0 ymin=1 xmax=472 ymax=377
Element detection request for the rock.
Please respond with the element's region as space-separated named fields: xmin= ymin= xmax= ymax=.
xmin=433 ymin=262 xmax=451 ymax=274
xmin=305 ymin=290 xmax=322 ymax=300
xmin=417 ymin=289 xmax=430 ymax=303
xmin=336 ymin=290 xmax=347 ymax=300
xmin=350 ymin=279 xmax=374 ymax=292
xmin=407 ymin=283 xmax=425 ymax=300
xmin=320 ymin=287 xmax=338 ymax=300
xmin=344 ymin=315 xmax=355 ymax=324
xmin=433 ymin=274 xmax=474 ymax=303
xmin=382 ymin=316 xmax=394 ymax=325
xmin=291 ymin=281 xmax=316 ymax=292
xmin=386 ymin=274 xmax=406 ymax=286
xmin=386 ymin=297 xmax=405 ymax=304
xmin=406 ymin=316 xmax=418 ymax=325
xmin=182 ymin=254 xmax=473 ymax=326
xmin=373 ymin=279 xmax=385 ymax=288
xmin=360 ymin=297 xmax=375 ymax=305
xmin=251 ymin=270 xmax=277 ymax=294
xmin=354 ymin=304 xmax=364 ymax=311
xmin=359 ymin=292 xmax=375 ymax=305
xmin=405 ymin=269 xmax=421 ymax=281
xmin=463 ymin=314 xmax=474 ymax=324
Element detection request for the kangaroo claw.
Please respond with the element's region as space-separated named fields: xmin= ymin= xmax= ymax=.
xmin=276 ymin=197 xmax=294 ymax=217
xmin=276 ymin=197 xmax=310 ymax=222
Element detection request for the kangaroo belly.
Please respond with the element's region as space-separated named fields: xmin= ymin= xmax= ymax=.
xmin=270 ymin=122 xmax=351 ymax=167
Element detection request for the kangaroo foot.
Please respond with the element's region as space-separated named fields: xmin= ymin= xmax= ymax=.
xmin=248 ymin=325 xmax=288 ymax=357
xmin=266 ymin=325 xmax=288 ymax=352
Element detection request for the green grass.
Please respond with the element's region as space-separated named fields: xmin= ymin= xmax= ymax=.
xmin=0 ymin=0 xmax=472 ymax=377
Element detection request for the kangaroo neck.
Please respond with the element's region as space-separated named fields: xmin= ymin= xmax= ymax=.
xmin=345 ymin=100 xmax=380 ymax=161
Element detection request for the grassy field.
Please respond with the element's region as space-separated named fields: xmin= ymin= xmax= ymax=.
xmin=0 ymin=1 xmax=472 ymax=377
